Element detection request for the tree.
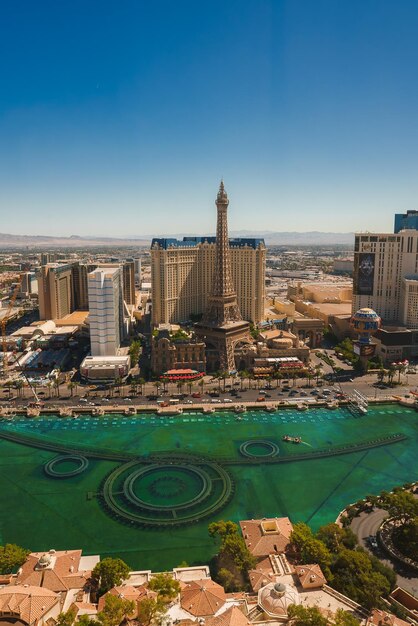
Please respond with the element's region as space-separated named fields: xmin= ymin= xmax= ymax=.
xmin=91 ymin=558 xmax=131 ymax=596
xmin=331 ymin=548 xmax=391 ymax=609
xmin=380 ymin=490 xmax=418 ymax=524
xmin=287 ymin=604 xmax=328 ymax=626
xmin=392 ymin=517 xmax=418 ymax=562
xmin=56 ymin=608 xmax=77 ymax=626
xmin=129 ymin=339 xmax=142 ymax=366
xmin=208 ymin=520 xmax=256 ymax=589
xmin=290 ymin=523 xmax=332 ymax=579
xmin=316 ymin=524 xmax=357 ymax=552
xmin=0 ymin=543 xmax=30 ymax=574
xmin=217 ymin=567 xmax=237 ymax=592
xmin=148 ymin=572 xmax=180 ymax=602
xmin=136 ymin=597 xmax=167 ymax=626
xmin=334 ymin=609 xmax=361 ymax=626
xmin=77 ymin=616 xmax=98 ymax=626
xmin=209 ymin=520 xmax=239 ymax=539
xmin=97 ymin=594 xmax=135 ymax=626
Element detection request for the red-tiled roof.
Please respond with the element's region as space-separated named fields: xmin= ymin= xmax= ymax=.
xmin=181 ymin=580 xmax=226 ymax=617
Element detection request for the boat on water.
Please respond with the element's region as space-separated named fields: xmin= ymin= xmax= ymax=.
xmin=203 ymin=407 xmax=215 ymax=414
xmin=296 ymin=403 xmax=308 ymax=411
xmin=359 ymin=405 xmax=368 ymax=415
xmin=282 ymin=435 xmax=302 ymax=444
xmin=266 ymin=405 xmax=276 ymax=412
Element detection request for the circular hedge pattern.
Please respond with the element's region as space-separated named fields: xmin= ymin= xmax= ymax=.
xmin=44 ymin=454 xmax=89 ymax=478
xmin=101 ymin=457 xmax=234 ymax=527
xmin=239 ymin=440 xmax=279 ymax=458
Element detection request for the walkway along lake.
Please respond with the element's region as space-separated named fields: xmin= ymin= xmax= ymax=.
xmin=0 ymin=402 xmax=417 ymax=570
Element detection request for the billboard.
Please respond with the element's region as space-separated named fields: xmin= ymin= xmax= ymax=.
xmin=353 ymin=342 xmax=376 ymax=357
xmin=354 ymin=252 xmax=375 ymax=295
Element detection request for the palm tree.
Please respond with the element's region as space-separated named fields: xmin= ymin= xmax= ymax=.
xmin=377 ymin=367 xmax=386 ymax=386
xmin=161 ymin=377 xmax=169 ymax=394
xmin=67 ymin=381 xmax=75 ymax=397
xmin=154 ymin=381 xmax=161 ymax=397
xmin=314 ymin=364 xmax=323 ymax=385
xmin=14 ymin=379 xmax=24 ymax=398
xmin=177 ymin=381 xmax=184 ymax=396
xmin=387 ymin=365 xmax=396 ymax=387
xmin=47 ymin=381 xmax=53 ymax=398
xmin=396 ymin=363 xmax=406 ymax=384
xmin=187 ymin=381 xmax=193 ymax=396
xmin=138 ymin=377 xmax=145 ymax=396
xmin=53 ymin=380 xmax=60 ymax=397
xmin=306 ymin=372 xmax=314 ymax=388
xmin=199 ymin=378 xmax=205 ymax=395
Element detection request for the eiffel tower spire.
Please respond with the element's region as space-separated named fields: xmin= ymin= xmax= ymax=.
xmin=202 ymin=181 xmax=242 ymax=325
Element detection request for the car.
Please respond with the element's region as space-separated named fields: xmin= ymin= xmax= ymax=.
xmin=185 ymin=399 xmax=193 ymax=404
xmin=265 ymin=393 xmax=272 ymax=398
xmin=79 ymin=398 xmax=88 ymax=403
xmin=367 ymin=536 xmax=378 ymax=549
xmin=211 ymin=398 xmax=221 ymax=403
xmin=224 ymin=398 xmax=233 ymax=403
xmin=192 ymin=393 xmax=201 ymax=398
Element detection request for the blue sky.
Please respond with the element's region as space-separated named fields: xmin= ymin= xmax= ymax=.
xmin=1 ymin=0 xmax=418 ymax=236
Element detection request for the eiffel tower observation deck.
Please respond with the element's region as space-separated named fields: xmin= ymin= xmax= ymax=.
xmin=195 ymin=182 xmax=251 ymax=372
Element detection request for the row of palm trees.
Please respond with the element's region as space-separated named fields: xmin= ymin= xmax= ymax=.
xmin=2 ymin=364 xmax=326 ymax=401
xmin=376 ymin=363 xmax=408 ymax=387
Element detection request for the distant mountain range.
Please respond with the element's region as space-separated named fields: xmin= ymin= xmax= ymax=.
xmin=0 ymin=230 xmax=355 ymax=248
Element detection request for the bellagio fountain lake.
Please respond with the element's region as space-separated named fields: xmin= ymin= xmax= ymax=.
xmin=0 ymin=402 xmax=416 ymax=570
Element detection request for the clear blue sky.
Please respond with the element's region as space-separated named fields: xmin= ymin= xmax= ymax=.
xmin=1 ymin=0 xmax=418 ymax=237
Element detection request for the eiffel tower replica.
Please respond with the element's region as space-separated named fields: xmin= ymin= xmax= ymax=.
xmin=195 ymin=182 xmax=251 ymax=372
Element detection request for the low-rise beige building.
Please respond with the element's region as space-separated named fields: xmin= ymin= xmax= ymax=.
xmin=151 ymin=333 xmax=206 ymax=375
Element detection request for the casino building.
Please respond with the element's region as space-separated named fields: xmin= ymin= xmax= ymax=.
xmin=150 ymin=236 xmax=266 ymax=326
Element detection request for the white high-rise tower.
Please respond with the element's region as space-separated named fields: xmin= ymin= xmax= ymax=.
xmin=88 ymin=267 xmax=122 ymax=356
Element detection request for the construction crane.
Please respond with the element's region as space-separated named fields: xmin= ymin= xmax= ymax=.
xmin=1 ymin=274 xmax=23 ymax=374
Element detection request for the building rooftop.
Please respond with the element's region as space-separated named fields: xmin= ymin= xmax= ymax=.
xmin=239 ymin=517 xmax=293 ymax=557
xmin=151 ymin=237 xmax=265 ymax=250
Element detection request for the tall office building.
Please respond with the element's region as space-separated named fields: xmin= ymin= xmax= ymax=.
xmin=72 ymin=262 xmax=97 ymax=310
xmin=88 ymin=267 xmax=122 ymax=356
xmin=37 ymin=264 xmax=74 ymax=320
xmin=122 ymin=261 xmax=136 ymax=306
xmin=151 ymin=236 xmax=265 ymax=326
xmin=394 ymin=210 xmax=418 ymax=233
xmin=353 ymin=229 xmax=418 ymax=328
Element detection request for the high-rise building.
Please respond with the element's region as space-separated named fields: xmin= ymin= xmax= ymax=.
xmin=122 ymin=261 xmax=136 ymax=306
xmin=353 ymin=229 xmax=418 ymax=327
xmin=151 ymin=237 xmax=265 ymax=326
xmin=394 ymin=210 xmax=418 ymax=233
xmin=37 ymin=264 xmax=74 ymax=320
xmin=72 ymin=262 xmax=97 ymax=310
xmin=87 ymin=267 xmax=122 ymax=356
xmin=195 ymin=182 xmax=252 ymax=371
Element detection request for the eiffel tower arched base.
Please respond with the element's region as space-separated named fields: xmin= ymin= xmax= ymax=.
xmin=195 ymin=320 xmax=251 ymax=373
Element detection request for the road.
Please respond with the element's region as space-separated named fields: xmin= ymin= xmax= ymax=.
xmin=351 ymin=510 xmax=418 ymax=596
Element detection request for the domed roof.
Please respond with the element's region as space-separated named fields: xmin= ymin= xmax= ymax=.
xmin=38 ymin=553 xmax=52 ymax=566
xmin=258 ymin=581 xmax=299 ymax=617
xmin=352 ymin=308 xmax=380 ymax=320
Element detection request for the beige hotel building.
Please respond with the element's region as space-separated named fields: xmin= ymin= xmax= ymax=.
xmin=353 ymin=229 xmax=418 ymax=328
xmin=151 ymin=237 xmax=266 ymax=326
